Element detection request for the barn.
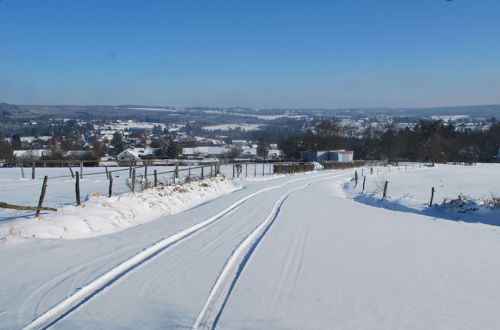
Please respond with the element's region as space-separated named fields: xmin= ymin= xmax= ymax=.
xmin=300 ymin=150 xmax=354 ymax=163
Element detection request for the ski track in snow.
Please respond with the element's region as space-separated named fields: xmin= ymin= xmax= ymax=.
xmin=193 ymin=175 xmax=343 ymax=330
xmin=22 ymin=172 xmax=345 ymax=330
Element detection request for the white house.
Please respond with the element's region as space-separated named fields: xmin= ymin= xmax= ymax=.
xmin=117 ymin=147 xmax=157 ymax=161
xmin=267 ymin=149 xmax=282 ymax=159
xmin=13 ymin=149 xmax=51 ymax=160
xmin=240 ymin=147 xmax=257 ymax=158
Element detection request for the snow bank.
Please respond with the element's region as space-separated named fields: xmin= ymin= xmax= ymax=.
xmin=312 ymin=162 xmax=324 ymax=170
xmin=2 ymin=177 xmax=240 ymax=240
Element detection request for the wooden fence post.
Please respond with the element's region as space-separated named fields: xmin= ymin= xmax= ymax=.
xmin=108 ymin=174 xmax=113 ymax=197
xmin=383 ymin=181 xmax=388 ymax=198
xmin=131 ymin=168 xmax=136 ymax=192
xmin=201 ymin=166 xmax=204 ymax=179
xmin=362 ymin=176 xmax=366 ymax=192
xmin=154 ymin=169 xmax=158 ymax=187
xmin=429 ymin=187 xmax=435 ymax=207
xmin=20 ymin=162 xmax=25 ymax=179
xmin=75 ymin=172 xmax=81 ymax=206
xmin=35 ymin=176 xmax=49 ymax=217
xmin=105 ymin=166 xmax=109 ymax=179
xmin=354 ymin=170 xmax=358 ymax=187
xmin=68 ymin=165 xmax=75 ymax=178
xmin=32 ymin=162 xmax=36 ymax=179
xmin=129 ymin=165 xmax=132 ymax=178
xmin=80 ymin=162 xmax=83 ymax=178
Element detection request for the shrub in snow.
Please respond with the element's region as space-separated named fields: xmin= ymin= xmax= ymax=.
xmin=437 ymin=194 xmax=500 ymax=213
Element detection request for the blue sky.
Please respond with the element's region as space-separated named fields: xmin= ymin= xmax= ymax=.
xmin=1 ymin=0 xmax=500 ymax=108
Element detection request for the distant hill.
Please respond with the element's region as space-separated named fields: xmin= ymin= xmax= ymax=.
xmin=1 ymin=103 xmax=499 ymax=120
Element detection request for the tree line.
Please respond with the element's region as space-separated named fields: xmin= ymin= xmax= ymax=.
xmin=277 ymin=119 xmax=500 ymax=163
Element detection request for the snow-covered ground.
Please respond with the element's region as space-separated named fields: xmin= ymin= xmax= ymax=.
xmin=2 ymin=165 xmax=500 ymax=329
xmin=344 ymin=163 xmax=500 ymax=226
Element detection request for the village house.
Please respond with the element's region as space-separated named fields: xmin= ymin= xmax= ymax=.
xmin=117 ymin=147 xmax=158 ymax=161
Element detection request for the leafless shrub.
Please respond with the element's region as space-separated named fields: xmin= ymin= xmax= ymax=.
xmin=374 ymin=177 xmax=387 ymax=197
xmin=484 ymin=194 xmax=500 ymax=208
xmin=440 ymin=194 xmax=478 ymax=213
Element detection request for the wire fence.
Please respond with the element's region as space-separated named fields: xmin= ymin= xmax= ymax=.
xmin=0 ymin=160 xmax=284 ymax=221
xmin=1 ymin=159 xmax=392 ymax=221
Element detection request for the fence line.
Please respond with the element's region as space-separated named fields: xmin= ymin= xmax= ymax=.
xmin=0 ymin=160 xmax=383 ymax=218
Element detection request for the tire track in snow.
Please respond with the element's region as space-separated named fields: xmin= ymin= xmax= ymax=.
xmin=193 ymin=175 xmax=342 ymax=330
xmin=23 ymin=172 xmax=344 ymax=330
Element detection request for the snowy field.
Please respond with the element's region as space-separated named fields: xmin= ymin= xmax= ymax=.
xmin=0 ymin=163 xmax=275 ymax=221
xmin=2 ymin=164 xmax=500 ymax=329
xmin=344 ymin=163 xmax=500 ymax=225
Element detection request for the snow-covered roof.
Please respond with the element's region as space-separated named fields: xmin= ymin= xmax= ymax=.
xmin=117 ymin=148 xmax=157 ymax=160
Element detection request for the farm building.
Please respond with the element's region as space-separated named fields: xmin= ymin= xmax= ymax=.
xmin=300 ymin=150 xmax=354 ymax=163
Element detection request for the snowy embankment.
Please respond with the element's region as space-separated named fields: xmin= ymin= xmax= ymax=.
xmin=1 ymin=177 xmax=240 ymax=240
xmin=344 ymin=163 xmax=500 ymax=226
xmin=0 ymin=163 xmax=274 ymax=220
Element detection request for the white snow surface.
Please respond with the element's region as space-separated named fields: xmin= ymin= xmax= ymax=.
xmin=2 ymin=166 xmax=500 ymax=329
xmin=2 ymin=177 xmax=240 ymax=240
xmin=344 ymin=163 xmax=500 ymax=226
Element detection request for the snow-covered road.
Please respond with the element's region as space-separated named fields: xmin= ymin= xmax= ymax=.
xmin=3 ymin=168 xmax=500 ymax=329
